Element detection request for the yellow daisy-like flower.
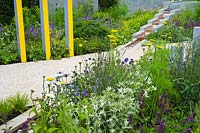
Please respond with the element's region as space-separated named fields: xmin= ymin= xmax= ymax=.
xmin=162 ymin=21 xmax=167 ymax=25
xmin=79 ymin=43 xmax=83 ymax=47
xmin=110 ymin=39 xmax=117 ymax=42
xmin=111 ymin=29 xmax=118 ymax=33
xmin=112 ymin=42 xmax=117 ymax=45
xmin=156 ymin=45 xmax=164 ymax=49
xmin=161 ymin=34 xmax=167 ymax=37
xmin=47 ymin=77 xmax=55 ymax=81
xmin=146 ymin=43 xmax=153 ymax=47
xmin=179 ymin=27 xmax=184 ymax=30
xmin=149 ymin=39 xmax=156 ymax=42
xmin=60 ymin=81 xmax=66 ymax=85
xmin=107 ymin=35 xmax=115 ymax=38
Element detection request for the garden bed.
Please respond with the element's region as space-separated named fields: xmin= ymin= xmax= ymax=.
xmin=26 ymin=37 xmax=200 ymax=132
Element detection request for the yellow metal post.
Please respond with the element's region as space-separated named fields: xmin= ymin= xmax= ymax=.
xmin=64 ymin=0 xmax=74 ymax=57
xmin=40 ymin=0 xmax=51 ymax=60
xmin=14 ymin=0 xmax=27 ymax=63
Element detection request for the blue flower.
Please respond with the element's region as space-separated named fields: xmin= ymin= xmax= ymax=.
xmin=82 ymin=89 xmax=87 ymax=98
xmin=30 ymin=25 xmax=34 ymax=33
xmin=49 ymin=24 xmax=54 ymax=30
xmin=0 ymin=27 xmax=3 ymax=32
xmin=75 ymin=91 xmax=80 ymax=96
xmin=124 ymin=58 xmax=129 ymax=62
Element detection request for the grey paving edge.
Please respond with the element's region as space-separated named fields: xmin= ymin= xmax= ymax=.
xmin=0 ymin=108 xmax=35 ymax=133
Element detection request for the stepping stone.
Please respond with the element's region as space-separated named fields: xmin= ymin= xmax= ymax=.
xmin=152 ymin=20 xmax=160 ymax=25
xmin=159 ymin=8 xmax=168 ymax=13
xmin=133 ymin=30 xmax=145 ymax=39
xmin=148 ymin=18 xmax=159 ymax=25
xmin=163 ymin=10 xmax=171 ymax=14
xmin=140 ymin=24 xmax=152 ymax=31
xmin=159 ymin=14 xmax=165 ymax=19
xmin=145 ymin=31 xmax=150 ymax=36
xmin=152 ymin=23 xmax=163 ymax=32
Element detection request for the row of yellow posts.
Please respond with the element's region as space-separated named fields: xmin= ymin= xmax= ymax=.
xmin=13 ymin=0 xmax=74 ymax=63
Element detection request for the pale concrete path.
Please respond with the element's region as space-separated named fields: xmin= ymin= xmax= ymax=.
xmin=0 ymin=40 xmax=146 ymax=100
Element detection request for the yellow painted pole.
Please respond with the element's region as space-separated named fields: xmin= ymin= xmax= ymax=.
xmin=14 ymin=0 xmax=27 ymax=63
xmin=40 ymin=0 xmax=51 ymax=60
xmin=68 ymin=0 xmax=74 ymax=57
xmin=64 ymin=0 xmax=74 ymax=57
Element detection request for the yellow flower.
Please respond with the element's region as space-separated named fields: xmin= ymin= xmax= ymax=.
xmin=161 ymin=34 xmax=167 ymax=37
xmin=111 ymin=29 xmax=118 ymax=33
xmin=146 ymin=43 xmax=153 ymax=47
xmin=60 ymin=81 xmax=66 ymax=85
xmin=156 ymin=45 xmax=164 ymax=49
xmin=179 ymin=27 xmax=184 ymax=30
xmin=110 ymin=39 xmax=117 ymax=42
xmin=168 ymin=36 xmax=172 ymax=39
xmin=107 ymin=35 xmax=115 ymax=38
xmin=79 ymin=43 xmax=83 ymax=47
xmin=149 ymin=39 xmax=156 ymax=42
xmin=112 ymin=42 xmax=117 ymax=45
xmin=47 ymin=77 xmax=55 ymax=81
xmin=162 ymin=21 xmax=167 ymax=25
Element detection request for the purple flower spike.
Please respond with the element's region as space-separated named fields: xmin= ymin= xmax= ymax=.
xmin=184 ymin=128 xmax=192 ymax=133
xmin=1 ymin=112 xmax=7 ymax=124
xmin=128 ymin=114 xmax=133 ymax=125
xmin=139 ymin=123 xmax=144 ymax=133
xmin=155 ymin=112 xmax=161 ymax=125
xmin=157 ymin=120 xmax=165 ymax=133
xmin=21 ymin=121 xmax=29 ymax=132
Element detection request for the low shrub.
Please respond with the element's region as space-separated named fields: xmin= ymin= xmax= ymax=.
xmin=0 ymin=93 xmax=29 ymax=124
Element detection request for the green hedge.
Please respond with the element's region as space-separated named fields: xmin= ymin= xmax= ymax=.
xmin=0 ymin=0 xmax=39 ymax=25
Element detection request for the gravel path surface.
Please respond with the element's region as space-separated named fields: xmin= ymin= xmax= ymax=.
xmin=0 ymin=41 xmax=146 ymax=100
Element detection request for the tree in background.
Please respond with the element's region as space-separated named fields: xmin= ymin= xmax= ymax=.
xmin=0 ymin=0 xmax=39 ymax=25
xmin=98 ymin=0 xmax=118 ymax=11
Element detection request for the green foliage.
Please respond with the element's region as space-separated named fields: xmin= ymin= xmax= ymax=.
xmin=0 ymin=24 xmax=19 ymax=65
xmin=26 ymin=40 xmax=44 ymax=61
xmin=51 ymin=8 xmax=65 ymax=28
xmin=9 ymin=93 xmax=29 ymax=113
xmin=108 ymin=4 xmax=128 ymax=20
xmin=99 ymin=0 xmax=118 ymax=11
xmin=23 ymin=6 xmax=40 ymax=30
xmin=147 ymin=25 xmax=191 ymax=43
xmin=74 ymin=36 xmax=109 ymax=55
xmin=171 ymin=39 xmax=200 ymax=106
xmin=0 ymin=0 xmax=39 ymax=25
xmin=0 ymin=99 xmax=12 ymax=118
xmin=31 ymin=44 xmax=200 ymax=132
xmin=74 ymin=20 xmax=110 ymax=39
xmin=118 ymin=9 xmax=157 ymax=44
xmin=148 ymin=5 xmax=200 ymax=43
xmin=0 ymin=93 xmax=29 ymax=123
